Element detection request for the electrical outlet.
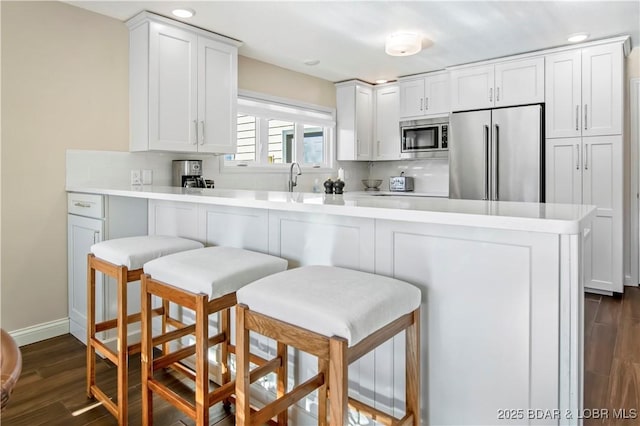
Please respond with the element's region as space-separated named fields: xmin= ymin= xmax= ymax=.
xmin=142 ymin=169 xmax=153 ymax=185
xmin=130 ymin=169 xmax=141 ymax=185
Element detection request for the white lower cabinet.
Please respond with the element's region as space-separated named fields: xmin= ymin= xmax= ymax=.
xmin=67 ymin=194 xmax=148 ymax=344
xmin=546 ymin=135 xmax=623 ymax=292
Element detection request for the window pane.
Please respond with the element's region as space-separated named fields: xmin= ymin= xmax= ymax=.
xmin=232 ymin=114 xmax=256 ymax=161
xmin=268 ymin=119 xmax=294 ymax=164
xmin=303 ymin=125 xmax=324 ymax=164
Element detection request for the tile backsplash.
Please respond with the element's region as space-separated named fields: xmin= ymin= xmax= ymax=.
xmin=367 ymin=158 xmax=449 ymax=195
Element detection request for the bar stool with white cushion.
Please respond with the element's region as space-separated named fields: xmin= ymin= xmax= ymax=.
xmin=87 ymin=235 xmax=204 ymax=425
xmin=235 ymin=265 xmax=422 ymax=426
xmin=140 ymin=246 xmax=288 ymax=426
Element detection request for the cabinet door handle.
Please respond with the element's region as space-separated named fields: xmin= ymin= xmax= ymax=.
xmin=420 ymin=98 xmax=423 ymax=111
xmin=584 ymin=104 xmax=588 ymax=130
xmin=200 ymin=121 xmax=205 ymax=145
xmin=73 ymin=202 xmax=91 ymax=208
xmin=425 ymin=97 xmax=429 ymax=110
xmin=496 ymin=87 xmax=500 ymax=102
xmin=377 ymin=140 xmax=381 ymax=156
xmin=193 ymin=120 xmax=198 ymax=145
xmin=93 ymin=230 xmax=99 ymax=244
xmin=576 ymin=144 xmax=580 ymax=170
xmin=489 ymin=88 xmax=493 ymax=102
xmin=584 ymin=143 xmax=589 ymax=170
xmin=576 ymin=105 xmax=579 ymax=131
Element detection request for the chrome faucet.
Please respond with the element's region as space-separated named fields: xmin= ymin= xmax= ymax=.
xmin=288 ymin=162 xmax=302 ymax=192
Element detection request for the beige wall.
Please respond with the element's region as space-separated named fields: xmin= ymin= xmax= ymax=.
xmin=1 ymin=1 xmax=129 ymax=331
xmin=0 ymin=1 xmax=337 ymax=333
xmin=239 ymin=56 xmax=336 ymax=108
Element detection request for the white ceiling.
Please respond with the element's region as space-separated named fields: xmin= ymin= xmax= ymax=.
xmin=66 ymin=1 xmax=639 ymax=84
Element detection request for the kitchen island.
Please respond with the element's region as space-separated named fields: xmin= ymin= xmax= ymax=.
xmin=67 ymin=185 xmax=595 ymax=425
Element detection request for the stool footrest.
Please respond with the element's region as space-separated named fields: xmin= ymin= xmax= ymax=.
xmin=348 ymin=396 xmax=409 ymax=426
xmin=252 ymin=373 xmax=324 ymax=426
xmin=89 ymin=384 xmax=118 ymax=418
xmin=96 ymin=307 xmax=164 ymax=333
xmin=152 ymin=324 xmax=196 ymax=347
xmin=396 ymin=413 xmax=415 ymax=426
xmin=90 ymin=338 xmax=118 ymax=364
xmin=153 ymin=332 xmax=226 ymax=371
xmin=148 ymin=378 xmax=196 ymax=419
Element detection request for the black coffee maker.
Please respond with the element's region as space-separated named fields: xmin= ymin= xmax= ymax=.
xmin=172 ymin=160 xmax=214 ymax=188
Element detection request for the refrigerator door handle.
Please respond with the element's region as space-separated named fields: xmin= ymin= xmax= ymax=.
xmin=494 ymin=124 xmax=500 ymax=200
xmin=483 ymin=125 xmax=489 ymax=200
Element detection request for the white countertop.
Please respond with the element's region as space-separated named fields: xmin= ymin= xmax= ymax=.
xmin=66 ymin=185 xmax=596 ymax=234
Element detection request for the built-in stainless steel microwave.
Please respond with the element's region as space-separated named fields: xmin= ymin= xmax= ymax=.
xmin=399 ymin=117 xmax=449 ymax=159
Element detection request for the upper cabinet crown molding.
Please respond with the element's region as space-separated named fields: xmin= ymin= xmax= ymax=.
xmin=128 ymin=12 xmax=239 ymax=153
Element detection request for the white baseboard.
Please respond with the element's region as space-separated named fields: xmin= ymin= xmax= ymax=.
xmin=9 ymin=318 xmax=70 ymax=347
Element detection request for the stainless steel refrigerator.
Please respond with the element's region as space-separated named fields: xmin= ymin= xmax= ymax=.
xmin=449 ymin=104 xmax=543 ymax=202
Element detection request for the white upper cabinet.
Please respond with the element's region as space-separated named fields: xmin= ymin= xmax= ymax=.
xmin=546 ymin=43 xmax=622 ymax=138
xmin=128 ymin=12 xmax=240 ymax=153
xmin=399 ymin=72 xmax=449 ymax=119
xmin=374 ymin=84 xmax=400 ymax=160
xmin=450 ymin=58 xmax=544 ymax=111
xmin=336 ymin=81 xmax=373 ymax=161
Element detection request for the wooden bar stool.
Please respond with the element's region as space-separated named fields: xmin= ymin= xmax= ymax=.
xmin=235 ymin=265 xmax=422 ymax=426
xmin=140 ymin=246 xmax=288 ymax=426
xmin=87 ymin=235 xmax=204 ymax=425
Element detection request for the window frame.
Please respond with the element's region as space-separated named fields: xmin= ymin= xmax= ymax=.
xmin=221 ymin=90 xmax=336 ymax=173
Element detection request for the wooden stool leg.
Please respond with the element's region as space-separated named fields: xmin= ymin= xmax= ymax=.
xmin=406 ymin=308 xmax=421 ymax=426
xmin=161 ymin=299 xmax=170 ymax=356
xmin=195 ymin=293 xmax=209 ymax=426
xmin=141 ymin=274 xmax=154 ymax=426
xmin=117 ymin=266 xmax=129 ymax=425
xmin=317 ymin=357 xmax=328 ymax=426
xmin=220 ymin=307 xmax=231 ymax=410
xmin=86 ymin=254 xmax=96 ymax=399
xmin=329 ymin=337 xmax=348 ymax=426
xmin=235 ymin=304 xmax=251 ymax=426
xmin=276 ymin=342 xmax=288 ymax=425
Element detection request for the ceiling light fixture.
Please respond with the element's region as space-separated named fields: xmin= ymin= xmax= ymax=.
xmin=303 ymin=59 xmax=320 ymax=66
xmin=567 ymin=33 xmax=589 ymax=43
xmin=385 ymin=32 xmax=422 ymax=56
xmin=375 ymin=79 xmax=389 ymax=84
xmin=172 ymin=8 xmax=195 ymax=18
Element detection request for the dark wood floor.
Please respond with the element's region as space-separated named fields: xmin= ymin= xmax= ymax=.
xmin=3 ymin=287 xmax=640 ymax=425
xmin=584 ymin=286 xmax=640 ymax=426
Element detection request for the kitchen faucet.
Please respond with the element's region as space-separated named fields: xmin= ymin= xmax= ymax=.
xmin=288 ymin=162 xmax=302 ymax=192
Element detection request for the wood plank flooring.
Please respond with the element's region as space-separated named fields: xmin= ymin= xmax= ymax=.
xmin=584 ymin=286 xmax=640 ymax=426
xmin=2 ymin=287 xmax=640 ymax=425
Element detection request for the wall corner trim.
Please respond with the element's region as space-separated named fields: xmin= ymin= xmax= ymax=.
xmin=9 ymin=318 xmax=70 ymax=347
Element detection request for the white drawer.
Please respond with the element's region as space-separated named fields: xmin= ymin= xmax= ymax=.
xmin=67 ymin=193 xmax=104 ymax=218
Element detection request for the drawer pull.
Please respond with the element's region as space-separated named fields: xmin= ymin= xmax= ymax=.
xmin=73 ymin=202 xmax=92 ymax=208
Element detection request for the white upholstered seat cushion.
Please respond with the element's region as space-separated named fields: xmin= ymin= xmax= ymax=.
xmin=236 ymin=265 xmax=421 ymax=347
xmin=90 ymin=235 xmax=204 ymax=270
xmin=143 ymin=246 xmax=288 ymax=300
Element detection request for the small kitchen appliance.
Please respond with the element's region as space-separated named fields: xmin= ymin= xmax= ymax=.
xmin=172 ymin=160 xmax=214 ymax=188
xmin=399 ymin=117 xmax=449 ymax=159
xmin=389 ymin=172 xmax=414 ymax=192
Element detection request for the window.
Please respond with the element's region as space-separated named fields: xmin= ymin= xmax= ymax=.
xmin=224 ymin=91 xmax=335 ymax=169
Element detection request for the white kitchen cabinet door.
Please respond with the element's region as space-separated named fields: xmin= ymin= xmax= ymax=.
xmin=148 ymin=22 xmax=198 ymax=152
xmin=424 ymin=73 xmax=450 ymax=115
xmin=545 ymin=51 xmax=582 ymax=138
xmin=494 ymin=57 xmax=544 ymax=107
xmin=374 ymin=85 xmax=400 ymax=160
xmin=147 ymin=200 xmax=199 ymax=240
xmin=336 ymin=81 xmax=373 ymax=161
xmin=582 ymin=44 xmax=623 ymax=137
xmin=198 ymin=204 xmax=268 ymax=253
xmin=68 ymin=214 xmax=104 ymax=344
xmin=198 ymin=37 xmax=237 ymax=154
xmin=450 ymin=65 xmax=494 ymax=111
xmin=399 ymin=78 xmax=424 ymax=118
xmin=582 ymin=135 xmax=623 ymax=292
xmin=545 ymin=137 xmax=582 ymax=205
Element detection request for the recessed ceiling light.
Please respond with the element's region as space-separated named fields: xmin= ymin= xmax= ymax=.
xmin=375 ymin=79 xmax=389 ymax=84
xmin=385 ymin=32 xmax=422 ymax=56
xmin=567 ymin=33 xmax=589 ymax=43
xmin=303 ymin=59 xmax=320 ymax=66
xmin=172 ymin=8 xmax=195 ymax=18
